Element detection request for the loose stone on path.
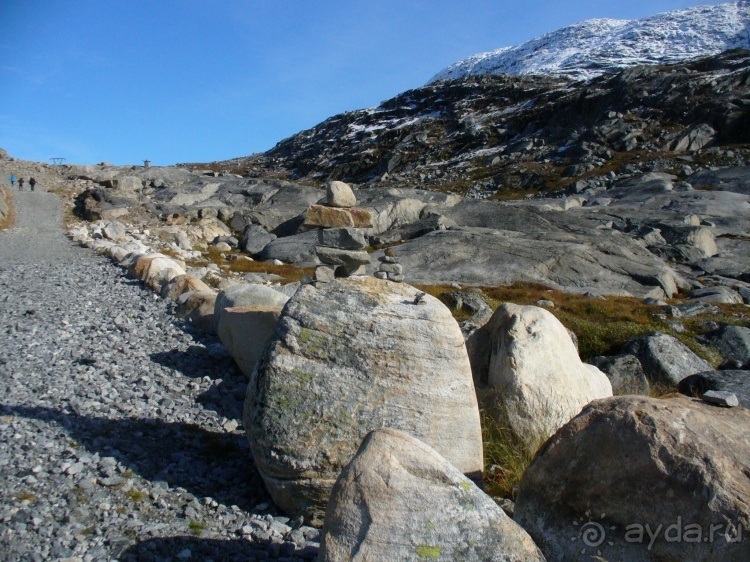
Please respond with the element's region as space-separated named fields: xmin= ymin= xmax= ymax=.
xmin=0 ymin=191 xmax=320 ymax=560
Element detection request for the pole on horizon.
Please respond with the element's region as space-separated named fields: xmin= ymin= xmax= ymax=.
xmin=50 ymin=157 xmax=66 ymax=166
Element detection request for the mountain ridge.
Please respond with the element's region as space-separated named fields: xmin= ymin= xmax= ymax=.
xmin=428 ymin=1 xmax=750 ymax=82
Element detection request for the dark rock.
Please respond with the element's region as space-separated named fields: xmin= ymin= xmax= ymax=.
xmin=241 ymin=224 xmax=277 ymax=255
xmin=589 ymin=354 xmax=650 ymax=395
xmin=620 ymin=332 xmax=712 ymax=385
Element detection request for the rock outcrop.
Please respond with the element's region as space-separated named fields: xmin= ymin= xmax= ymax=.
xmin=320 ymin=428 xmax=545 ymax=562
xmin=243 ymin=277 xmax=483 ymax=524
xmin=515 ymin=395 xmax=750 ymax=562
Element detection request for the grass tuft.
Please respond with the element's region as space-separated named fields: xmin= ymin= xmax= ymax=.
xmin=480 ymin=407 xmax=537 ymax=500
xmin=188 ymin=519 xmax=206 ymax=536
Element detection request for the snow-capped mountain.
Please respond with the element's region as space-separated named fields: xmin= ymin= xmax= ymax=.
xmin=428 ymin=1 xmax=750 ymax=83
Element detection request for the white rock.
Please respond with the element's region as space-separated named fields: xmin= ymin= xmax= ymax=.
xmin=486 ymin=303 xmax=612 ymax=449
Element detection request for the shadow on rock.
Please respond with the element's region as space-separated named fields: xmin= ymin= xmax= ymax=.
xmin=0 ymin=404 xmax=266 ymax=512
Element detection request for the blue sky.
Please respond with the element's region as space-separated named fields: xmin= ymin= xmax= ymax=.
xmin=0 ymin=0 xmax=724 ymax=165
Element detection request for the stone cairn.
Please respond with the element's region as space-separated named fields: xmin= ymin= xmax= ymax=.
xmin=374 ymin=247 xmax=404 ymax=283
xmin=303 ymin=181 xmax=373 ymax=282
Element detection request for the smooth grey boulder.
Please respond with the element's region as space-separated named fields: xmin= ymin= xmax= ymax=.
xmin=258 ymin=230 xmax=320 ymax=265
xmin=679 ymin=370 xmax=750 ymax=408
xmin=701 ymin=324 xmax=750 ymax=367
xmin=686 ymin=285 xmax=744 ymax=304
xmin=381 ymin=226 xmax=678 ymax=298
xmin=621 ymin=332 xmax=712 ymax=385
xmin=515 ymin=396 xmax=750 ymax=562
xmin=589 ymin=354 xmax=650 ymax=395
xmin=320 ymin=428 xmax=545 ymax=562
xmin=244 ymin=277 xmax=483 ymax=525
xmin=317 ymin=227 xmax=367 ymax=250
xmin=484 ymin=304 xmax=612 ymax=450
xmin=702 ymin=389 xmax=740 ymax=407
xmin=326 ymin=181 xmax=357 ymax=208
xmin=241 ymin=224 xmax=277 ymax=255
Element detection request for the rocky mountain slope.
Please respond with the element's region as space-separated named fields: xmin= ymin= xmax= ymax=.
xmin=218 ymin=50 xmax=750 ymax=199
xmin=429 ymin=1 xmax=750 ymax=82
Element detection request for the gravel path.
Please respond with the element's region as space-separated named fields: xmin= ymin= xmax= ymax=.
xmin=0 ymin=189 xmax=319 ymax=560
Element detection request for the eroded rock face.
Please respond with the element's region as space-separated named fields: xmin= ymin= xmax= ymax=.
xmin=243 ymin=277 xmax=483 ymax=525
xmin=515 ymin=396 xmax=750 ymax=562
xmin=486 ymin=304 xmax=612 ymax=449
xmin=320 ymin=428 xmax=545 ymax=562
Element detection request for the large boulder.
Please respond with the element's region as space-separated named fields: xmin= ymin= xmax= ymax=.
xmin=621 ymin=332 xmax=713 ymax=386
xmin=678 ymin=370 xmax=750 ymax=408
xmin=217 ymin=305 xmax=284 ymax=378
xmin=515 ymin=396 xmax=750 ymax=562
xmin=484 ymin=304 xmax=612 ymax=449
xmin=320 ymin=428 xmax=545 ymax=562
xmin=243 ymin=277 xmax=483 ymax=524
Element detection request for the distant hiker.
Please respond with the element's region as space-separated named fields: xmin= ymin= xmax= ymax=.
xmin=18 ymin=178 xmax=24 ymax=190
xmin=9 ymin=175 xmax=15 ymax=188
xmin=29 ymin=177 xmax=36 ymax=191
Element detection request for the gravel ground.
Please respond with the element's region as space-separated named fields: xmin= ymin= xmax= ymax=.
xmin=0 ymin=188 xmax=320 ymax=560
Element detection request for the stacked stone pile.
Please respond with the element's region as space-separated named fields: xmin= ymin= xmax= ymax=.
xmin=374 ymin=246 xmax=404 ymax=282
xmin=304 ymin=181 xmax=373 ymax=281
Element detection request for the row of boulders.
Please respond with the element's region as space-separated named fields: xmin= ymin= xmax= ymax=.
xmin=66 ymin=209 xmax=750 ymax=560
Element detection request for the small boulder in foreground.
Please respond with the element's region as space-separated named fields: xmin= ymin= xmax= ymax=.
xmin=321 ymin=428 xmax=545 ymax=562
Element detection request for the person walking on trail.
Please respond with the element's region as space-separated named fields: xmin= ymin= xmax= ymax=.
xmin=18 ymin=178 xmax=24 ymax=191
xmin=29 ymin=177 xmax=36 ymax=191
xmin=9 ymin=175 xmax=15 ymax=188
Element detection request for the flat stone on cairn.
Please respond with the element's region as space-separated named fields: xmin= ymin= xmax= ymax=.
xmin=375 ymin=247 xmax=404 ymax=282
xmin=303 ymin=182 xmax=372 ymax=280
